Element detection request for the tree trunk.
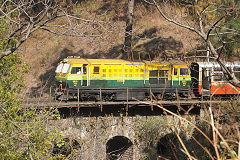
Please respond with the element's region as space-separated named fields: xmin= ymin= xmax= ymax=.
xmin=66 ymin=0 xmax=72 ymax=14
xmin=123 ymin=0 xmax=135 ymax=57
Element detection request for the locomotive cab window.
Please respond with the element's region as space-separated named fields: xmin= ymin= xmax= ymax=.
xmin=71 ymin=67 xmax=82 ymax=75
xmin=174 ymin=68 xmax=178 ymax=75
xmin=180 ymin=68 xmax=189 ymax=75
xmin=83 ymin=64 xmax=87 ymax=74
xmin=93 ymin=66 xmax=100 ymax=74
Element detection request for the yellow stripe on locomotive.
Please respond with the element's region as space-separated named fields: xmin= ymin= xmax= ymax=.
xmin=55 ymin=57 xmax=191 ymax=89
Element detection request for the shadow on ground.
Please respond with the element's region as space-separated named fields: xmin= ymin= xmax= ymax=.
xmin=31 ymin=27 xmax=183 ymax=97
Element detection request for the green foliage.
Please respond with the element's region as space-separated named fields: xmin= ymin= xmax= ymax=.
xmin=0 ymin=3 xmax=67 ymax=157
xmin=0 ymin=55 xmax=65 ymax=159
xmin=220 ymin=16 xmax=240 ymax=57
xmin=180 ymin=0 xmax=240 ymax=57
xmin=135 ymin=117 xmax=169 ymax=147
xmin=134 ymin=117 xmax=170 ymax=159
xmin=0 ymin=1 xmax=19 ymax=51
xmin=182 ymin=0 xmax=221 ymax=23
xmin=0 ymin=54 xmax=23 ymax=114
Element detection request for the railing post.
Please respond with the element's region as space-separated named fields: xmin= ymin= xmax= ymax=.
xmin=176 ymin=88 xmax=180 ymax=110
xmin=126 ymin=87 xmax=128 ymax=111
xmin=150 ymin=87 xmax=153 ymax=111
xmin=49 ymin=87 xmax=52 ymax=98
xmin=100 ymin=88 xmax=102 ymax=112
xmin=77 ymin=88 xmax=80 ymax=112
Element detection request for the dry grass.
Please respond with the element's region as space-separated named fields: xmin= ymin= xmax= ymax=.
xmin=18 ymin=1 xmax=201 ymax=94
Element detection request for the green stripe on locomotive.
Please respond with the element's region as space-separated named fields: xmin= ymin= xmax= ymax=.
xmin=66 ymin=79 xmax=191 ymax=89
xmin=57 ymin=76 xmax=191 ymax=89
xmin=55 ymin=58 xmax=192 ymax=90
xmin=66 ymin=76 xmax=191 ymax=88
xmin=67 ymin=75 xmax=147 ymax=88
xmin=172 ymin=77 xmax=191 ymax=88
xmin=67 ymin=79 xmax=146 ymax=88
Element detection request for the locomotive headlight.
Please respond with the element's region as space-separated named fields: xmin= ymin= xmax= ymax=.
xmin=63 ymin=58 xmax=67 ymax=63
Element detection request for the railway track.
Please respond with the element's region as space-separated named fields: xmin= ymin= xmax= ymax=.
xmin=22 ymin=97 xmax=225 ymax=109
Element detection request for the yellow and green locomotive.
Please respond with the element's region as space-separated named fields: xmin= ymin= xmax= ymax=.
xmin=55 ymin=57 xmax=191 ymax=101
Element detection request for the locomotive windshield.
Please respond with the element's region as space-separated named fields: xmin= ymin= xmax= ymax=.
xmin=55 ymin=63 xmax=63 ymax=73
xmin=55 ymin=63 xmax=71 ymax=74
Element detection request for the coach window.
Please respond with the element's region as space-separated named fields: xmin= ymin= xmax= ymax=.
xmin=71 ymin=67 xmax=82 ymax=75
xmin=233 ymin=67 xmax=240 ymax=79
xmin=213 ymin=73 xmax=224 ymax=82
xmin=180 ymin=68 xmax=189 ymax=75
xmin=94 ymin=66 xmax=100 ymax=74
xmin=213 ymin=68 xmax=224 ymax=81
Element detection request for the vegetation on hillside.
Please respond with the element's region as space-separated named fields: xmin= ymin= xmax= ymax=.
xmin=134 ymin=100 xmax=240 ymax=159
xmin=0 ymin=0 xmax=239 ymax=159
xmin=152 ymin=0 xmax=240 ymax=87
xmin=0 ymin=1 xmax=65 ymax=159
xmin=0 ymin=54 xmax=68 ymax=159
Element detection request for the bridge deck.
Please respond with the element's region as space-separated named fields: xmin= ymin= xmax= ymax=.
xmin=23 ymin=99 xmax=223 ymax=109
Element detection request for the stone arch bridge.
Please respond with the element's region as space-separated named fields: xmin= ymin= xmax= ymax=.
xmin=48 ymin=105 xmax=202 ymax=160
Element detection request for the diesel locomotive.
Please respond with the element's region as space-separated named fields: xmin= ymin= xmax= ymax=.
xmin=55 ymin=57 xmax=240 ymax=101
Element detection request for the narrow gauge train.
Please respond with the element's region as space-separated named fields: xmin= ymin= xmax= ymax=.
xmin=55 ymin=57 xmax=240 ymax=101
xmin=191 ymin=62 xmax=240 ymax=97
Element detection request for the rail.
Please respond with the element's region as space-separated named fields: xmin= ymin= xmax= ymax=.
xmin=23 ymin=98 xmax=224 ymax=109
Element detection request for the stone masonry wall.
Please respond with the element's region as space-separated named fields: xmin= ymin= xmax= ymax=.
xmin=49 ymin=113 xmax=197 ymax=160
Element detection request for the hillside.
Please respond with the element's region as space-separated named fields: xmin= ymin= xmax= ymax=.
xmin=19 ymin=1 xmax=201 ymax=97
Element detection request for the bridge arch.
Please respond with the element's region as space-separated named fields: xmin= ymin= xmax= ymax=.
xmin=106 ymin=135 xmax=133 ymax=160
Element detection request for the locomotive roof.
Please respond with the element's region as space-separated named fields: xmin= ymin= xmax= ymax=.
xmin=65 ymin=58 xmax=132 ymax=64
xmin=193 ymin=62 xmax=240 ymax=68
xmin=64 ymin=58 xmax=188 ymax=66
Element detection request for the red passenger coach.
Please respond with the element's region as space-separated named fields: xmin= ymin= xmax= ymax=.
xmin=190 ymin=62 xmax=240 ymax=97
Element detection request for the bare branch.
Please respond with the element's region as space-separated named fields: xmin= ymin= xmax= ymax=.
xmin=152 ymin=0 xmax=206 ymax=39
xmin=149 ymin=0 xmax=240 ymax=87
xmin=0 ymin=0 xmax=121 ymax=60
xmin=206 ymin=16 xmax=224 ymax=40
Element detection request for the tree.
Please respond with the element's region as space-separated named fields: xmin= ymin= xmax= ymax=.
xmin=0 ymin=2 xmax=71 ymax=157
xmin=0 ymin=54 xmax=65 ymax=159
xmin=0 ymin=0 xmax=119 ymax=59
xmin=140 ymin=1 xmax=240 ymax=159
xmin=123 ymin=0 xmax=135 ymax=58
xmin=145 ymin=0 xmax=240 ymax=87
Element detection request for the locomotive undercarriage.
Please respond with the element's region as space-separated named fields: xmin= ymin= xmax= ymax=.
xmin=55 ymin=87 xmax=192 ymax=101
